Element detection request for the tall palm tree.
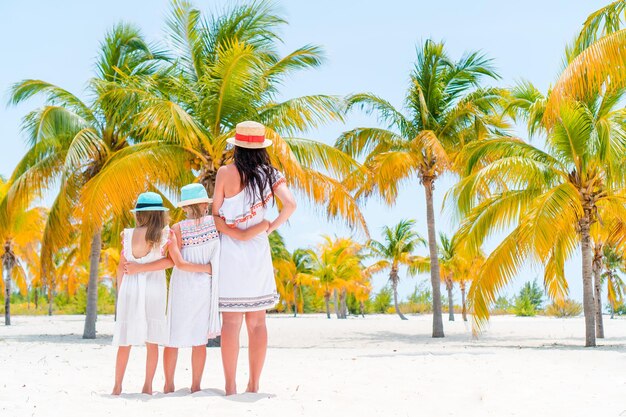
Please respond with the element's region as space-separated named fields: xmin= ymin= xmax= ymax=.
xmin=368 ymin=220 xmax=429 ymax=320
xmin=454 ymin=96 xmax=626 ymax=346
xmin=79 ymin=0 xmax=367 ymax=235
xmin=6 ymin=23 xmax=167 ymax=338
xmin=337 ymin=40 xmax=502 ymax=335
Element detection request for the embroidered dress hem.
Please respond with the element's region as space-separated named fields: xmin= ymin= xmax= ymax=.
xmin=219 ymin=293 xmax=279 ymax=312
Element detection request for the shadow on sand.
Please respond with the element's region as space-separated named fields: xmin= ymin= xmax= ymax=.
xmin=101 ymin=388 xmax=275 ymax=402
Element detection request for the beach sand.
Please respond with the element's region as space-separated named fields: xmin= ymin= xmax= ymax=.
xmin=0 ymin=314 xmax=624 ymax=417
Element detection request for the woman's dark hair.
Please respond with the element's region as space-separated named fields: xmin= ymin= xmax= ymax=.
xmin=233 ymin=146 xmax=277 ymax=206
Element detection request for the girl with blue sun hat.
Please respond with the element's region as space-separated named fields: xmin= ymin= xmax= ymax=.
xmin=112 ymin=191 xmax=170 ymax=395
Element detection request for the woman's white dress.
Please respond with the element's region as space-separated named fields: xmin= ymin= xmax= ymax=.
xmin=218 ymin=168 xmax=286 ymax=312
xmin=166 ymin=216 xmax=221 ymax=347
xmin=113 ymin=227 xmax=169 ymax=346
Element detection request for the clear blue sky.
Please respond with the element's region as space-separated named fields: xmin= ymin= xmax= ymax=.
xmin=0 ymin=0 xmax=609 ymax=304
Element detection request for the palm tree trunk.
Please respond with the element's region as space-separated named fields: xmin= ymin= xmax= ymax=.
xmin=460 ymin=282 xmax=467 ymax=322
xmin=333 ymin=289 xmax=340 ymax=319
xmin=48 ymin=284 xmax=53 ymax=316
xmin=579 ymin=216 xmax=596 ymax=347
xmin=324 ymin=293 xmax=331 ymax=319
xmin=446 ymin=279 xmax=455 ymax=321
xmin=3 ymin=240 xmax=15 ymax=326
xmin=293 ymin=285 xmax=298 ymax=318
xmin=83 ymin=229 xmax=102 ymax=339
xmin=339 ymin=289 xmax=347 ymax=319
xmin=391 ymin=271 xmax=408 ymax=320
xmin=592 ymin=248 xmax=604 ymax=338
xmin=423 ymin=178 xmax=444 ymax=337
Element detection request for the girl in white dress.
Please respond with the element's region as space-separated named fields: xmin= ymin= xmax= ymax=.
xmin=213 ymin=121 xmax=297 ymax=395
xmin=112 ymin=192 xmax=169 ymax=395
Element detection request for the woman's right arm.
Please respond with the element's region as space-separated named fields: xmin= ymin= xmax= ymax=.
xmin=266 ymin=182 xmax=297 ymax=234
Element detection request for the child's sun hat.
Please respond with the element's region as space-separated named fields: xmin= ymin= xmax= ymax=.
xmin=131 ymin=192 xmax=169 ymax=212
xmin=177 ymin=183 xmax=212 ymax=207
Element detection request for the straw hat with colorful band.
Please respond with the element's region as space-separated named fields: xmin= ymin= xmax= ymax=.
xmin=131 ymin=192 xmax=169 ymax=212
xmin=177 ymin=183 xmax=212 ymax=207
xmin=226 ymin=120 xmax=273 ymax=149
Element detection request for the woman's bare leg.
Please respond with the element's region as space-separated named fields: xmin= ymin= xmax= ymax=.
xmin=245 ymin=310 xmax=268 ymax=393
xmin=163 ymin=347 xmax=178 ymax=393
xmin=191 ymin=345 xmax=207 ymax=393
xmin=221 ymin=312 xmax=244 ymax=395
xmin=142 ymin=342 xmax=159 ymax=394
xmin=112 ymin=346 xmax=131 ymax=395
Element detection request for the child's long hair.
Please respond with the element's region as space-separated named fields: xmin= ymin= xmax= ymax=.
xmin=135 ymin=211 xmax=168 ymax=247
xmin=185 ymin=203 xmax=209 ymax=224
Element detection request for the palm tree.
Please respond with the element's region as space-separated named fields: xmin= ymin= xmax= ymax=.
xmin=438 ymin=233 xmax=457 ymax=321
xmin=6 ymin=23 xmax=166 ymax=338
xmin=79 ymin=0 xmax=367 ymax=235
xmin=368 ymin=220 xmax=429 ymax=320
xmin=0 ymin=182 xmax=47 ymax=325
xmin=337 ymin=40 xmax=502 ymax=335
xmin=270 ymin=232 xmax=314 ymax=316
xmin=308 ymin=237 xmax=365 ymax=319
xmin=454 ymin=95 xmax=626 ymax=346
xmin=545 ymin=1 xmax=626 ymax=123
xmin=601 ymin=244 xmax=626 ymax=319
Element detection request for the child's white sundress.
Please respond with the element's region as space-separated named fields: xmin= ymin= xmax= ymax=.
xmin=166 ymin=215 xmax=220 ymax=347
xmin=113 ymin=227 xmax=169 ymax=346
xmin=218 ymin=167 xmax=286 ymax=312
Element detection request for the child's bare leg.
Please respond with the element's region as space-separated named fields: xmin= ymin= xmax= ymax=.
xmin=245 ymin=310 xmax=268 ymax=393
xmin=221 ymin=312 xmax=244 ymax=395
xmin=191 ymin=345 xmax=207 ymax=393
xmin=163 ymin=347 xmax=178 ymax=393
xmin=112 ymin=346 xmax=131 ymax=395
xmin=142 ymin=342 xmax=159 ymax=394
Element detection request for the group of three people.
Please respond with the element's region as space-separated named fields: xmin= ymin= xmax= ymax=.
xmin=110 ymin=121 xmax=296 ymax=396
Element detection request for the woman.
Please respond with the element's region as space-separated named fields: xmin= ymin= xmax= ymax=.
xmin=213 ymin=120 xmax=296 ymax=396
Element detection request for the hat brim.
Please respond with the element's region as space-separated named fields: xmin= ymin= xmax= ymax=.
xmin=226 ymin=137 xmax=273 ymax=149
xmin=177 ymin=197 xmax=213 ymax=207
xmin=130 ymin=207 xmax=169 ymax=212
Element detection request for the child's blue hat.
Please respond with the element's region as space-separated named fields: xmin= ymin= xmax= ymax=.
xmin=177 ymin=183 xmax=212 ymax=207
xmin=131 ymin=192 xmax=169 ymax=212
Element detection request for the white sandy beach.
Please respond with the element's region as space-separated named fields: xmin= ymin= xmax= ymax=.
xmin=0 ymin=314 xmax=625 ymax=417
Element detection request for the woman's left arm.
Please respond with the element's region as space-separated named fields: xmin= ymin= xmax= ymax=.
xmin=267 ymin=182 xmax=297 ymax=234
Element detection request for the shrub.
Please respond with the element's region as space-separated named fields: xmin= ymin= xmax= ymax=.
xmin=545 ymin=299 xmax=583 ymax=317
xmin=492 ymin=296 xmax=513 ymax=315
xmin=408 ymin=281 xmax=432 ymax=304
xmin=372 ymin=287 xmax=392 ymax=313
xmin=400 ymin=301 xmax=432 ymax=314
xmin=513 ymin=280 xmax=543 ymax=316
xmin=514 ymin=296 xmax=537 ymax=316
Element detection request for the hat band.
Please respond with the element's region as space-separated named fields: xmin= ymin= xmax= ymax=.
xmin=235 ymin=133 xmax=264 ymax=143
xmin=135 ymin=202 xmax=164 ymax=209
